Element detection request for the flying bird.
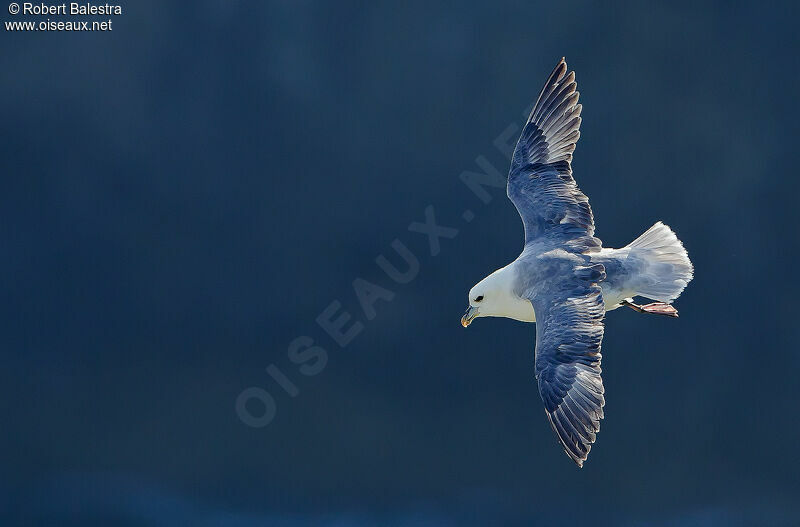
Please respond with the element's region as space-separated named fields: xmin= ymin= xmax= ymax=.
xmin=460 ymin=58 xmax=693 ymax=467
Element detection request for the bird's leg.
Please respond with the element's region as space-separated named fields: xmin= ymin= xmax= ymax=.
xmin=621 ymin=298 xmax=679 ymax=318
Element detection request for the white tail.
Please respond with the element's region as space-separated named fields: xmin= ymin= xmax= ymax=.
xmin=625 ymin=222 xmax=693 ymax=303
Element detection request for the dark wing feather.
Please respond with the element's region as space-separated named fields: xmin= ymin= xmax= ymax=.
xmin=529 ymin=261 xmax=606 ymax=467
xmin=508 ymin=58 xmax=601 ymax=251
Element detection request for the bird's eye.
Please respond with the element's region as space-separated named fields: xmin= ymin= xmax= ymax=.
xmin=474 ymin=295 xmax=484 ymax=302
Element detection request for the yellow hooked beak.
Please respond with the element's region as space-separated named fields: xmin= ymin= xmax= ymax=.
xmin=461 ymin=305 xmax=478 ymax=327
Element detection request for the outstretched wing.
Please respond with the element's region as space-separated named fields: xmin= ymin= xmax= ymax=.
xmin=529 ymin=262 xmax=606 ymax=467
xmin=508 ymin=58 xmax=600 ymax=251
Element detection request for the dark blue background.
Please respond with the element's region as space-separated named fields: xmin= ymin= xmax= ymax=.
xmin=2 ymin=1 xmax=798 ymax=525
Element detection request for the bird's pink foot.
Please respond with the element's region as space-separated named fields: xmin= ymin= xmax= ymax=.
xmin=622 ymin=299 xmax=679 ymax=318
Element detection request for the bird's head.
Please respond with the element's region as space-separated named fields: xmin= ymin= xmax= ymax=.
xmin=461 ymin=283 xmax=488 ymax=327
xmin=461 ymin=265 xmax=534 ymax=326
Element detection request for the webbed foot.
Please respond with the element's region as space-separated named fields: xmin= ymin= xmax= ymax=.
xmin=622 ymin=298 xmax=679 ymax=318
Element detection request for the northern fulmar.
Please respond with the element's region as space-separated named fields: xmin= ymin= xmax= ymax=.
xmin=460 ymin=58 xmax=693 ymax=467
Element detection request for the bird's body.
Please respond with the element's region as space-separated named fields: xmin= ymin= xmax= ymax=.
xmin=471 ymin=222 xmax=692 ymax=324
xmin=461 ymin=58 xmax=693 ymax=467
